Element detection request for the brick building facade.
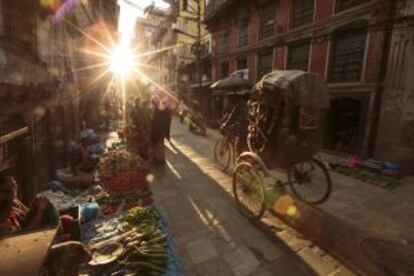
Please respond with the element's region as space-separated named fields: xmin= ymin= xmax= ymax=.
xmin=205 ymin=0 xmax=414 ymax=170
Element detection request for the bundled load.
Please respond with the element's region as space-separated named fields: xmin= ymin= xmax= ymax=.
xmin=98 ymin=150 xmax=149 ymax=184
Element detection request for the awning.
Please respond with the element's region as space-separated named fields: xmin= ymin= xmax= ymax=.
xmin=210 ymin=76 xmax=252 ymax=90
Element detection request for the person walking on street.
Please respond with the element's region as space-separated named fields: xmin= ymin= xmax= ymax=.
xmin=150 ymin=96 xmax=170 ymax=165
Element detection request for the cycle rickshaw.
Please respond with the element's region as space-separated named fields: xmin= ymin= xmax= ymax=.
xmin=232 ymin=70 xmax=332 ymax=219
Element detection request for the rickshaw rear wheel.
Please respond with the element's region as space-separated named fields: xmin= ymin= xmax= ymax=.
xmin=214 ymin=138 xmax=234 ymax=172
xmin=287 ymin=158 xmax=332 ymax=205
xmin=232 ymin=161 xmax=266 ymax=219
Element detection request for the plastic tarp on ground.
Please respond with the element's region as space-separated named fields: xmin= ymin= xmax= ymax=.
xmin=80 ymin=204 xmax=184 ymax=276
xmin=257 ymin=70 xmax=330 ymax=109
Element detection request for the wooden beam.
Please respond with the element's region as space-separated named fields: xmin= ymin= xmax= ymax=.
xmin=0 ymin=127 xmax=29 ymax=144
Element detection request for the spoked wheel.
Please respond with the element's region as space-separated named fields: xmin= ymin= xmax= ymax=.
xmin=232 ymin=161 xmax=266 ymax=219
xmin=214 ymin=138 xmax=233 ymax=172
xmin=287 ymin=158 xmax=332 ymax=204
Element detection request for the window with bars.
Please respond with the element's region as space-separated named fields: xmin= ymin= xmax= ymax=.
xmin=329 ymin=28 xmax=367 ymax=82
xmin=287 ymin=41 xmax=311 ymax=71
xmin=3 ymin=3 xmax=37 ymax=53
xmin=291 ymin=0 xmax=314 ymax=28
xmin=259 ymin=2 xmax=277 ymax=40
xmin=336 ymin=0 xmax=368 ymax=12
xmin=220 ymin=28 xmax=230 ymax=54
xmin=257 ymin=52 xmax=273 ymax=80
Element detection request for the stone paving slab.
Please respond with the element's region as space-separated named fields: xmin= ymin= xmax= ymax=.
xmin=187 ymin=238 xmax=220 ymax=265
xmin=223 ymin=246 xmax=260 ymax=276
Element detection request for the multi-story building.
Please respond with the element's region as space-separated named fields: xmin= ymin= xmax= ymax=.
xmin=206 ymin=0 xmax=414 ymax=171
xmin=376 ymin=0 xmax=414 ymax=172
xmin=174 ymin=0 xmax=213 ymax=115
xmin=0 ymin=0 xmax=82 ymax=201
xmin=148 ymin=5 xmax=178 ymax=89
xmin=146 ymin=0 xmax=212 ymax=115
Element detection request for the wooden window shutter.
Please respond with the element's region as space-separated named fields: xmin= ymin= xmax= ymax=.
xmin=287 ymin=41 xmax=311 ymax=71
xmin=292 ymin=0 xmax=314 ymax=28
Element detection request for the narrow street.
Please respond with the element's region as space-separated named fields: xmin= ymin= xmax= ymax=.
xmin=151 ymin=120 xmax=354 ymax=276
xmin=1 ymin=0 xmax=414 ymax=275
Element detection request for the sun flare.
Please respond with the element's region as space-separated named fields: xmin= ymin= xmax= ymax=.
xmin=109 ymin=44 xmax=136 ymax=77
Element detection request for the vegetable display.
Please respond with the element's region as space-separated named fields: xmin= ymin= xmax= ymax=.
xmin=105 ymin=171 xmax=148 ymax=195
xmin=98 ymin=150 xmax=149 ymax=184
xmin=119 ymin=207 xmax=168 ymax=276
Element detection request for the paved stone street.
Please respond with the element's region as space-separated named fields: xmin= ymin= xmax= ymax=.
xmin=150 ymin=120 xmax=356 ymax=276
xmin=157 ymin=119 xmax=414 ymax=276
xmin=150 ymin=125 xmax=314 ymax=275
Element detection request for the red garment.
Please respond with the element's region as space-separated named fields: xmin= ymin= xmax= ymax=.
xmin=3 ymin=211 xmax=19 ymax=227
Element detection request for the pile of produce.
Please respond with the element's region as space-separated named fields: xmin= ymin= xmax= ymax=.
xmin=119 ymin=207 xmax=168 ymax=275
xmin=105 ymin=171 xmax=148 ymax=196
xmin=331 ymin=165 xmax=398 ymax=189
xmin=98 ymin=150 xmax=149 ymax=184
xmin=98 ymin=189 xmax=154 ymax=215
xmin=330 ymin=157 xmax=402 ymax=189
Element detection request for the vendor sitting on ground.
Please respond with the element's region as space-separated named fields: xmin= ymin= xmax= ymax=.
xmin=0 ymin=175 xmax=91 ymax=276
xmin=0 ymin=173 xmax=59 ymax=235
xmin=70 ymin=137 xmax=96 ymax=175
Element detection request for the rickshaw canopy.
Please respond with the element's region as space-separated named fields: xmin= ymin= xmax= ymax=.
xmin=257 ymin=70 xmax=330 ymax=109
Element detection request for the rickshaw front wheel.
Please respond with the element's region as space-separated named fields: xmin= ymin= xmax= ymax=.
xmin=232 ymin=161 xmax=266 ymax=219
xmin=214 ymin=138 xmax=234 ymax=172
xmin=287 ymin=158 xmax=332 ymax=205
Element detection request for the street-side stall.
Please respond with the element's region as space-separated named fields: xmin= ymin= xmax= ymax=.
xmin=0 ymin=124 xmax=183 ymax=275
xmin=35 ymin=139 xmax=184 ymax=275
